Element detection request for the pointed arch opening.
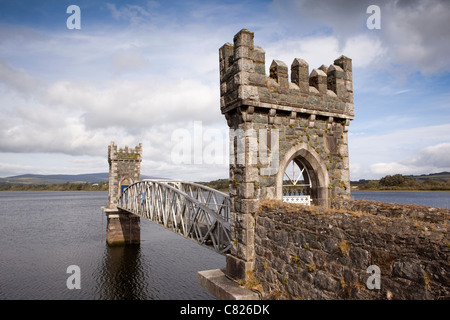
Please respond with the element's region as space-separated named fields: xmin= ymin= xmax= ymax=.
xmin=276 ymin=143 xmax=330 ymax=207
xmin=120 ymin=178 xmax=131 ymax=194
xmin=282 ymin=158 xmax=312 ymax=205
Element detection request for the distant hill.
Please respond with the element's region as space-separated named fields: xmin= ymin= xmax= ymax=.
xmin=352 ymin=171 xmax=450 ymax=185
xmin=0 ymin=173 xmax=156 ymax=185
xmin=408 ymin=171 xmax=450 ymax=181
xmin=353 ymin=172 xmax=450 ymax=191
xmin=3 ymin=171 xmax=449 ymax=187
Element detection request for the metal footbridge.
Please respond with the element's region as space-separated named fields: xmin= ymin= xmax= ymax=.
xmin=117 ymin=179 xmax=231 ymax=254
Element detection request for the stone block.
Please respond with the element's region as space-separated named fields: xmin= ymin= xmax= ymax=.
xmin=252 ymin=46 xmax=265 ymax=63
xmin=238 ymin=199 xmax=260 ymax=215
xmin=313 ymin=271 xmax=339 ymax=292
xmin=238 ymin=182 xmax=255 ymax=199
xmin=105 ymin=211 xmax=140 ymax=246
xmin=270 ymin=59 xmax=289 ymax=91
xmin=226 ymin=254 xmax=255 ymax=281
xmin=234 ymin=45 xmax=249 ymax=59
xmin=238 ymin=85 xmax=258 ymax=101
xmin=236 ymin=58 xmax=255 ymax=73
xmin=234 ymin=71 xmax=250 ymax=86
xmin=249 ymin=72 xmax=267 ymax=87
xmin=309 ymin=69 xmax=327 ymax=93
xmin=392 ymin=259 xmax=426 ymax=285
xmin=349 ymin=247 xmax=370 ymax=270
xmin=198 ymin=269 xmax=259 ymax=300
xmin=233 ymin=29 xmax=254 ymax=48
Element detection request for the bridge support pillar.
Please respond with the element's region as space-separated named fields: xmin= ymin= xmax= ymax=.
xmin=104 ymin=209 xmax=141 ymax=246
xmin=102 ymin=141 xmax=143 ymax=246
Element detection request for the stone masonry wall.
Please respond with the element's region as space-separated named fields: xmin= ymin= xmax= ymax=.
xmin=104 ymin=141 xmax=143 ymax=246
xmin=221 ymin=29 xmax=354 ymax=210
xmin=107 ymin=141 xmax=142 ymax=209
xmin=221 ymin=29 xmax=354 ymax=280
xmin=227 ymin=113 xmax=351 ymax=202
xmin=254 ymin=200 xmax=449 ymax=300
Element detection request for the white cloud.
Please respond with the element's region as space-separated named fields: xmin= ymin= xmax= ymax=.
xmin=261 ymin=31 xmax=386 ymax=77
xmin=264 ymin=36 xmax=340 ymax=72
xmin=41 ymin=77 xmax=220 ymax=130
xmin=112 ymin=49 xmax=150 ymax=75
xmin=341 ymin=35 xmax=386 ymax=68
xmin=0 ymin=58 xmax=41 ymax=94
xmin=369 ymin=142 xmax=450 ymax=177
xmin=273 ymin=0 xmax=450 ymax=75
xmin=105 ymin=2 xmax=155 ymax=25
xmin=350 ymin=125 xmax=450 ymax=179
xmin=0 ymin=152 xmax=108 ymax=177
xmin=0 ymin=0 xmax=448 ymax=182
xmin=383 ymin=0 xmax=450 ymax=74
xmin=0 ymin=160 xmax=35 ymax=177
xmin=0 ymin=17 xmax=231 ymax=180
xmin=407 ymin=142 xmax=450 ymax=169
xmin=370 ymin=162 xmax=423 ymax=176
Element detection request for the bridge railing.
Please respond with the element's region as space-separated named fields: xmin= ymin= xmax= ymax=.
xmin=117 ymin=179 xmax=231 ymax=254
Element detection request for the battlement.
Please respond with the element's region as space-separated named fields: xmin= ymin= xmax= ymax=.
xmin=219 ymin=29 xmax=354 ymax=120
xmin=108 ymin=141 xmax=143 ymax=163
xmin=106 ymin=141 xmax=142 ymax=211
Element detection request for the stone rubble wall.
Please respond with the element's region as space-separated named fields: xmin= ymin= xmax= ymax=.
xmin=254 ymin=199 xmax=449 ymax=300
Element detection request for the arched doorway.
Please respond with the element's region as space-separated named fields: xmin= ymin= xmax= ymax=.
xmin=276 ymin=143 xmax=330 ymax=207
xmin=282 ymin=158 xmax=312 ymax=205
xmin=120 ymin=178 xmax=131 ymax=194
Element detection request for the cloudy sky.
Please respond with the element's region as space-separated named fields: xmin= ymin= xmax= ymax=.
xmin=0 ymin=0 xmax=449 ymax=181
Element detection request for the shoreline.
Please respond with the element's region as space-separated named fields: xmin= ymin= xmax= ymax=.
xmin=1 ymin=188 xmax=450 ymax=193
xmin=0 ymin=189 xmax=108 ymax=192
xmin=351 ymin=189 xmax=450 ymax=193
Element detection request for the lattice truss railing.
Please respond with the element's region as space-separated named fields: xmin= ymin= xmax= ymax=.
xmin=117 ymin=179 xmax=231 ymax=254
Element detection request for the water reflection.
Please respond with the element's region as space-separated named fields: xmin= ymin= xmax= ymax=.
xmin=96 ymin=245 xmax=149 ymax=300
xmin=0 ymin=192 xmax=225 ymax=300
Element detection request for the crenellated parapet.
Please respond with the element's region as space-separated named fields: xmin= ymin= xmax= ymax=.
xmin=219 ymin=29 xmax=354 ymax=123
xmin=108 ymin=141 xmax=143 ymax=163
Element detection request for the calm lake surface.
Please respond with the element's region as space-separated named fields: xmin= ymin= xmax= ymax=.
xmin=0 ymin=191 xmax=225 ymax=300
xmin=1 ymin=190 xmax=448 ymax=300
xmin=351 ymin=191 xmax=450 ymax=209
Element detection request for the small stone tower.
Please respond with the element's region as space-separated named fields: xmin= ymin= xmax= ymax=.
xmin=220 ymin=29 xmax=354 ymax=280
xmin=102 ymin=141 xmax=142 ymax=246
xmin=106 ymin=141 xmax=143 ymax=209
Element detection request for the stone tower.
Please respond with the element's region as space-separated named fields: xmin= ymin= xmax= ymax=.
xmin=106 ymin=141 xmax=143 ymax=209
xmin=220 ymin=29 xmax=354 ymax=279
xmin=102 ymin=141 xmax=142 ymax=246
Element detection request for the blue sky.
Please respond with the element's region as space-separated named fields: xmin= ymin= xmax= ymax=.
xmin=0 ymin=0 xmax=449 ymax=181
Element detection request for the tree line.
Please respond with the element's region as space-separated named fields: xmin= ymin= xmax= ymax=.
xmin=357 ymin=174 xmax=450 ymax=191
xmin=2 ymin=175 xmax=449 ymax=192
xmin=0 ymin=181 xmax=109 ymax=192
xmin=196 ymin=179 xmax=229 ymax=192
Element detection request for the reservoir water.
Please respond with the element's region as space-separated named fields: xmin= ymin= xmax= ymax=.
xmin=0 ymin=191 xmax=225 ymax=300
xmin=351 ymin=190 xmax=450 ymax=209
xmin=1 ymin=190 xmax=448 ymax=300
